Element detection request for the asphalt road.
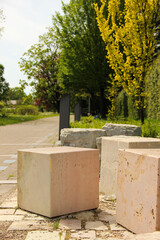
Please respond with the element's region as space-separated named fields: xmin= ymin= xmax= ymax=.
xmin=0 ymin=116 xmax=59 ymax=203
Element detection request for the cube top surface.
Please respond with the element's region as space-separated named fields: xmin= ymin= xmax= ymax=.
xmin=18 ymin=146 xmax=99 ymax=155
xmin=119 ymin=148 xmax=160 ymax=158
xmin=102 ymin=136 xmax=160 ymax=143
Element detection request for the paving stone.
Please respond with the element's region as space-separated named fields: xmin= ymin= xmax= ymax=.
xmin=124 ymin=231 xmax=160 ymax=240
xmin=59 ymin=219 xmax=81 ymax=230
xmin=98 ymin=211 xmax=116 ymax=223
xmin=25 ymin=231 xmax=65 ymax=240
xmin=74 ymin=211 xmax=95 ymax=221
xmin=85 ymin=221 xmax=108 ymax=231
xmin=0 ymin=166 xmax=8 ymax=171
xmin=3 ymin=160 xmax=16 ymax=164
xmin=122 ymin=231 xmax=135 ymax=238
xmin=24 ymin=216 xmax=47 ymax=221
xmin=15 ymin=209 xmax=38 ymax=216
xmin=0 ymin=214 xmax=24 ymax=221
xmin=0 ymin=201 xmax=17 ymax=208
xmin=0 ymin=180 xmax=17 ymax=184
xmin=0 ymin=209 xmax=15 ymax=215
xmin=104 ymin=209 xmax=116 ymax=215
xmin=110 ymin=223 xmax=126 ymax=231
xmin=71 ymin=230 xmax=96 ymax=239
xmin=8 ymin=220 xmax=50 ymax=231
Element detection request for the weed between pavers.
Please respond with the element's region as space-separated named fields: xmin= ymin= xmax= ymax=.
xmin=8 ymin=174 xmax=14 ymax=178
xmin=53 ymin=220 xmax=60 ymax=230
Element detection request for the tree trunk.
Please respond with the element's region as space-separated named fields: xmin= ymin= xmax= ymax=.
xmin=139 ymin=108 xmax=144 ymax=124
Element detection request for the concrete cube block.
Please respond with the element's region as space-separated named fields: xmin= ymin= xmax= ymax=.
xmin=116 ymin=149 xmax=160 ymax=234
xmin=18 ymin=147 xmax=99 ymax=218
xmin=100 ymin=136 xmax=160 ymax=196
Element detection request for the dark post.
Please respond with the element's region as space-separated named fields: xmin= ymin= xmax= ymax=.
xmin=74 ymin=102 xmax=81 ymax=122
xmin=59 ymin=94 xmax=70 ymax=140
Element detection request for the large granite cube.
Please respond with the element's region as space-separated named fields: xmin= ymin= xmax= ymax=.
xmin=100 ymin=136 xmax=160 ymax=196
xmin=116 ymin=149 xmax=160 ymax=234
xmin=18 ymin=147 xmax=99 ymax=218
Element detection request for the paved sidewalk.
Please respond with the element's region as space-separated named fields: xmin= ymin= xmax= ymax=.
xmin=0 ymin=189 xmax=160 ymax=240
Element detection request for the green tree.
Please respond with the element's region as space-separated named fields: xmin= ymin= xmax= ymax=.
xmin=95 ymin=0 xmax=160 ymax=123
xmin=8 ymin=87 xmax=26 ymax=101
xmin=19 ymin=31 xmax=63 ymax=112
xmin=53 ymin=0 xmax=112 ymax=117
xmin=0 ymin=64 xmax=9 ymax=101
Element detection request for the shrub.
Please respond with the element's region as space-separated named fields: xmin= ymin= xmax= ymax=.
xmin=16 ymin=105 xmax=39 ymax=115
xmin=145 ymin=55 xmax=160 ymax=119
xmin=142 ymin=121 xmax=158 ymax=138
xmin=5 ymin=108 xmax=16 ymax=114
xmin=0 ymin=101 xmax=5 ymax=110
xmin=70 ymin=116 xmax=106 ymax=128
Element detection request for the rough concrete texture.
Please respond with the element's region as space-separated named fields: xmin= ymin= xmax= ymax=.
xmin=100 ymin=136 xmax=160 ymax=196
xmin=60 ymin=128 xmax=107 ymax=148
xmin=102 ymin=123 xmax=142 ymax=136
xmin=18 ymin=146 xmax=99 ymax=218
xmin=117 ymin=149 xmax=160 ymax=234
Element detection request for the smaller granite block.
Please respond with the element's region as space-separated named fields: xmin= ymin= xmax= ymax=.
xmin=18 ymin=147 xmax=99 ymax=218
xmin=102 ymin=123 xmax=142 ymax=136
xmin=100 ymin=136 xmax=160 ymax=196
xmin=116 ymin=149 xmax=160 ymax=234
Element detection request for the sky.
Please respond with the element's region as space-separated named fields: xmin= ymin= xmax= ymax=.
xmin=0 ymin=0 xmax=70 ymax=93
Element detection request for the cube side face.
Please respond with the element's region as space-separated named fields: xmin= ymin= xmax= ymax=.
xmin=50 ymin=150 xmax=99 ymax=217
xmin=116 ymin=150 xmax=159 ymax=234
xmin=18 ymin=151 xmax=51 ymax=217
xmin=100 ymin=138 xmax=129 ymax=195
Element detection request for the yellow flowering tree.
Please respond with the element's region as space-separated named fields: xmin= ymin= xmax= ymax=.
xmin=95 ymin=0 xmax=160 ymax=123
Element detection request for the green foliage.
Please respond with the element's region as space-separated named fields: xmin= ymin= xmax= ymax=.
xmin=16 ymin=105 xmax=39 ymax=115
xmin=95 ymin=0 xmax=160 ymax=123
xmin=53 ymin=0 xmax=112 ymax=117
xmin=114 ymin=90 xmax=139 ymax=120
xmin=0 ymin=64 xmax=9 ymax=101
xmin=53 ymin=220 xmax=60 ymax=230
xmin=142 ymin=121 xmax=158 ymax=138
xmin=115 ymin=90 xmax=128 ymax=118
xmin=71 ymin=117 xmax=160 ymax=138
xmin=19 ymin=31 xmax=63 ymax=112
xmin=0 ymin=101 xmax=5 ymax=110
xmin=8 ymin=87 xmax=26 ymax=101
xmin=0 ymin=108 xmax=7 ymax=118
xmin=0 ymin=112 xmax=57 ymax=126
xmin=127 ymin=95 xmax=139 ymax=120
xmin=22 ymin=94 xmax=34 ymax=105
xmin=145 ymin=55 xmax=160 ymax=119
xmin=70 ymin=116 xmax=106 ymax=128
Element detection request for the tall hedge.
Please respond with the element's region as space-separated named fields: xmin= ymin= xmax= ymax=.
xmin=115 ymin=90 xmax=139 ymax=120
xmin=145 ymin=55 xmax=160 ymax=119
